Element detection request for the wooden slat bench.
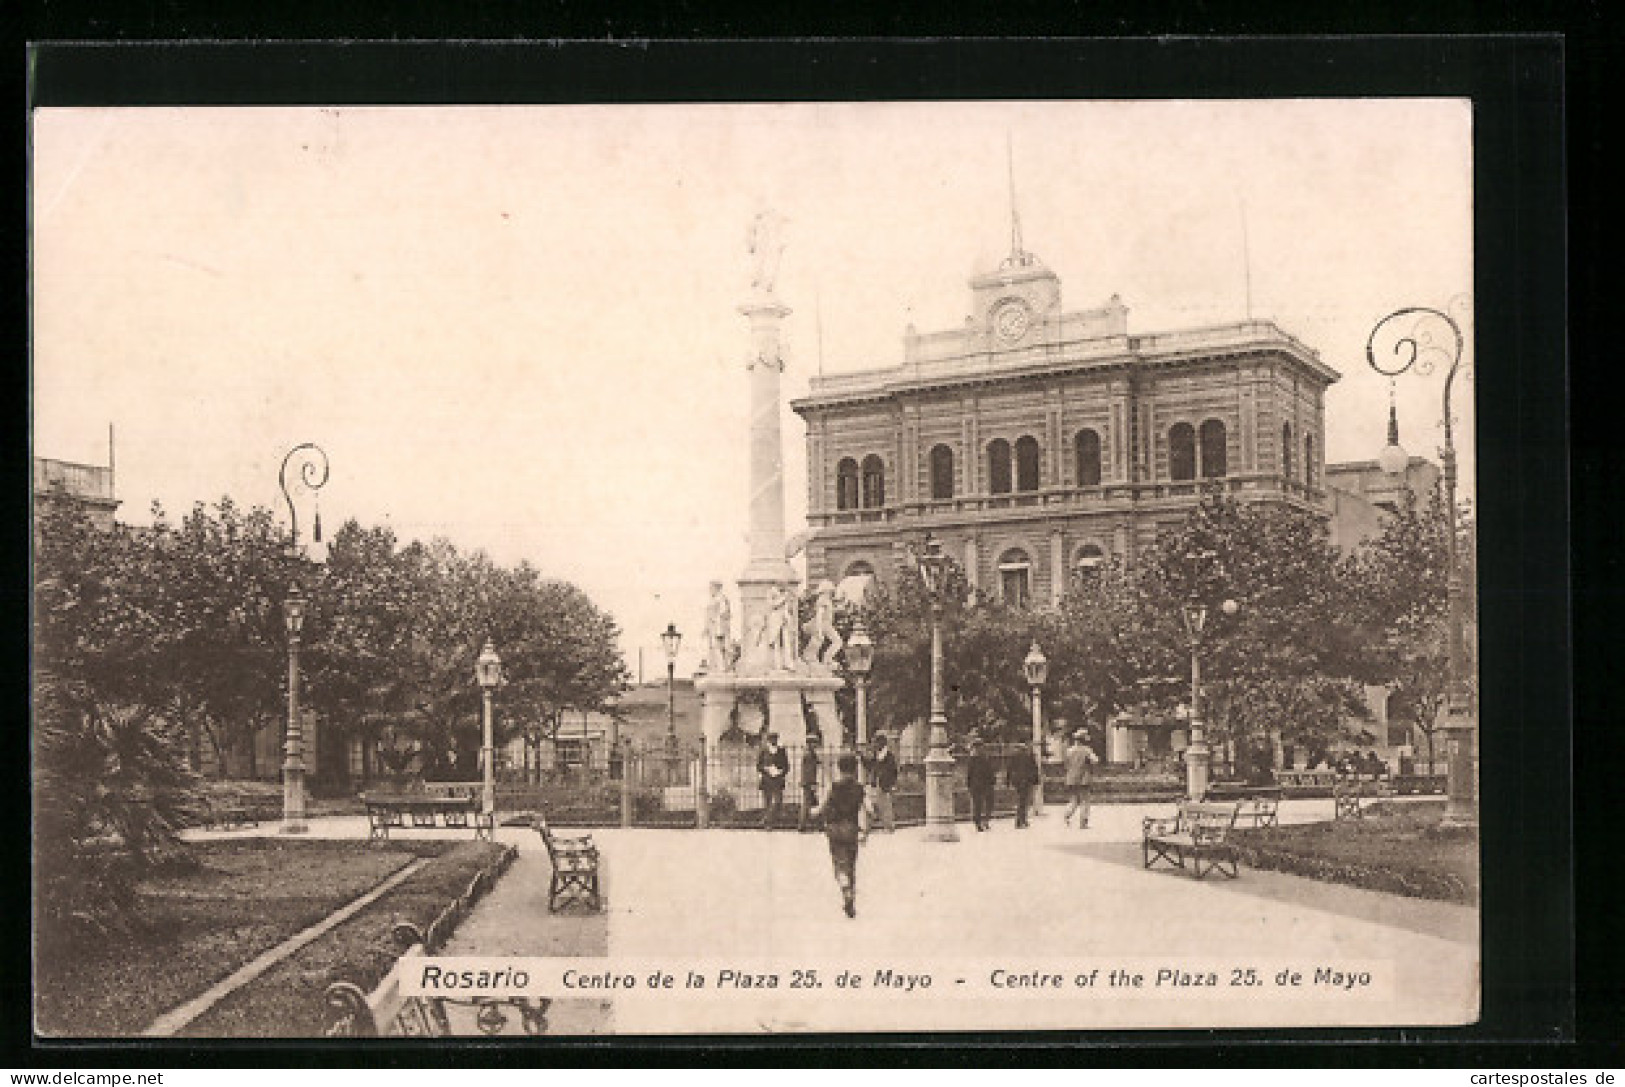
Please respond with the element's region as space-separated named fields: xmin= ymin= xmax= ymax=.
xmin=1141 ymin=801 xmax=1241 ymax=880
xmin=322 ymin=921 xmax=549 ymax=1036
xmin=1333 ymin=777 xmax=1368 ymax=821
xmin=363 ymin=792 xmax=495 ymax=843
xmin=533 ymin=815 xmax=602 ymax=913
xmin=198 ymin=794 xmax=259 ymax=831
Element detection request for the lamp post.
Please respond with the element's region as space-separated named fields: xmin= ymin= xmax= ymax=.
xmin=277 ymin=442 xmax=327 ymax=835
xmin=845 ymin=620 xmax=876 ymax=782
xmin=476 ymin=640 xmax=502 ymax=820
xmin=1367 ymin=306 xmax=1475 ymax=828
xmin=280 ymin=582 xmax=308 ymax=834
xmin=1022 ymin=641 xmax=1048 ymax=816
xmin=661 ymin=623 xmax=682 ymax=742
xmin=1180 ymin=598 xmax=1237 ymax=801
xmin=661 ymin=623 xmax=682 ymax=788
xmin=915 ymin=535 xmax=959 ymax=842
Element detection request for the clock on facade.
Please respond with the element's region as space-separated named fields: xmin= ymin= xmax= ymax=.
xmin=993 ymin=300 xmax=1031 ymax=344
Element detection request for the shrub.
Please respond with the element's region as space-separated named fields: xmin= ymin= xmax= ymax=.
xmin=708 ymin=789 xmax=739 ymax=822
xmin=35 ymin=678 xmax=202 ymax=943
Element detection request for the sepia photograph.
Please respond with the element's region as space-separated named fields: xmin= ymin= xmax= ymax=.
xmin=31 ymin=95 xmax=1480 ymax=1038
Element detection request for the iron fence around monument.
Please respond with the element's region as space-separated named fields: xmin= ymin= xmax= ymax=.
xmin=488 ymin=740 xmax=1053 ymax=829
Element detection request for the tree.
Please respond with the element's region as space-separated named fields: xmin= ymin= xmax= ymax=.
xmin=1134 ymin=491 xmax=1370 ymax=772
xmin=1351 ymin=481 xmax=1470 ymax=769
xmin=161 ymin=498 xmax=300 ymax=778
xmin=33 ymin=504 xmax=202 ymax=939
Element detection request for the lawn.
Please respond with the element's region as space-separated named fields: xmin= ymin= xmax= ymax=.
xmin=34 ymin=837 xmax=448 ymax=1037
xmin=181 ymin=840 xmax=508 ymax=1037
xmin=1231 ymin=800 xmax=1478 ymax=904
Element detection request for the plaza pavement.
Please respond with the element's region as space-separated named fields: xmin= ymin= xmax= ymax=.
xmin=192 ymin=796 xmax=1477 ymax=1035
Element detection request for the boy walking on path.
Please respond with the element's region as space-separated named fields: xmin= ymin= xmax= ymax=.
xmin=812 ymin=753 xmax=869 ymax=918
xmin=863 ymin=733 xmax=899 ymax=833
xmin=1063 ymin=729 xmax=1100 ymax=829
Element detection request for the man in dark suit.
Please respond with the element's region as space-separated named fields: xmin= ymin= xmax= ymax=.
xmin=967 ymin=736 xmax=997 ymax=831
xmin=798 ymin=733 xmax=823 ymax=832
xmin=1008 ymin=741 xmax=1041 ymax=828
xmin=757 ymin=731 xmax=789 ymax=829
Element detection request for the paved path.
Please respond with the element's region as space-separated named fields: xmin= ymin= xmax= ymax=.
xmin=588 ymin=802 xmax=1477 ymax=1034
xmin=188 ymin=799 xmax=1477 ymax=1035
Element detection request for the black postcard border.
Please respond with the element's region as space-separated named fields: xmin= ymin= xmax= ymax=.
xmin=14 ymin=36 xmax=1577 ymax=1066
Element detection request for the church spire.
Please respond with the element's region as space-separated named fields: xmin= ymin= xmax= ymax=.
xmin=1003 ymin=134 xmax=1034 ymax=269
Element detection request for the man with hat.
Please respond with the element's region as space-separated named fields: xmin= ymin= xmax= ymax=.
xmin=797 ymin=733 xmax=823 ymax=832
xmin=757 ymin=731 xmax=790 ymax=830
xmin=1062 ymin=728 xmax=1100 ymax=829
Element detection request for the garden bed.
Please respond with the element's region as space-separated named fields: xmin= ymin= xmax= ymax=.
xmin=180 ymin=839 xmax=510 ymax=1037
xmin=34 ymin=837 xmax=453 ymax=1037
xmin=1230 ymin=800 xmax=1478 ymax=904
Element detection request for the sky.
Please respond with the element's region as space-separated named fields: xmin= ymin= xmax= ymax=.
xmin=32 ymin=100 xmax=1474 ymax=680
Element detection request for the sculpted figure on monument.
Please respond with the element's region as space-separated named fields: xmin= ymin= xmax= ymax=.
xmin=705 ymin=580 xmax=734 ymax=672
xmin=802 ymin=580 xmax=844 ymax=670
xmin=761 ymin=584 xmax=800 ymax=672
xmin=747 ymin=209 xmax=788 ymax=295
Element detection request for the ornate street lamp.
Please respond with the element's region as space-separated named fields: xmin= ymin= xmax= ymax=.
xmin=277 ymin=442 xmax=327 ymax=835
xmin=1181 ymin=597 xmax=1237 ymax=801
xmin=661 ymin=623 xmax=682 ymax=747
xmin=280 ymin=582 xmax=308 ymax=834
xmin=914 ymin=534 xmax=959 ymax=842
xmin=845 ymin=620 xmax=876 ymax=782
xmin=1022 ymin=641 xmax=1048 ymax=816
xmin=1368 ymin=305 xmax=1475 ymax=828
xmin=476 ymin=639 xmax=502 ymax=820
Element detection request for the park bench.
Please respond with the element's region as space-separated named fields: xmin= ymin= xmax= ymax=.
xmin=198 ymin=793 xmax=258 ymax=831
xmin=1231 ymin=789 xmax=1281 ymax=829
xmin=1141 ymin=801 xmax=1241 ymax=880
xmin=1277 ymin=769 xmax=1340 ymax=796
xmin=1333 ymin=776 xmax=1369 ymax=821
xmin=533 ymin=814 xmax=602 ymax=913
xmin=322 ymin=921 xmax=549 ymax=1036
xmin=363 ymin=790 xmax=495 ymax=844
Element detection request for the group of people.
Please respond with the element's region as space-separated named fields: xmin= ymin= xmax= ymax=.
xmin=755 ymin=726 xmax=1104 ymax=918
xmin=753 ymin=730 xmax=902 ymax=918
xmin=965 ymin=729 xmax=1099 ymax=831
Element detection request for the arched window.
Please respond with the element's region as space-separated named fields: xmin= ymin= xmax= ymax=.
xmin=1305 ymin=433 xmax=1316 ymax=488
xmin=861 ymin=455 xmax=886 ymax=508
xmin=1075 ymin=428 xmax=1102 ymax=487
xmin=1199 ymin=419 xmax=1228 ymax=478
xmin=836 ymin=458 xmax=859 ymax=511
xmin=1282 ymin=423 xmax=1294 ymax=482
xmin=1168 ymin=423 xmax=1196 ymax=482
xmin=930 ymin=444 xmax=955 ymax=501
xmin=998 ymin=547 xmax=1032 ymax=609
xmin=1074 ymin=543 xmax=1106 ymax=572
xmin=1015 ymin=436 xmax=1041 ymax=492
xmin=838 ymin=561 xmax=876 ymax=604
xmin=988 ymin=439 xmax=1013 ymax=495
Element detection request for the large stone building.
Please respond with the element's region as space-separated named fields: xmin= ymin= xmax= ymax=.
xmin=791 ymin=242 xmax=1343 ymax=602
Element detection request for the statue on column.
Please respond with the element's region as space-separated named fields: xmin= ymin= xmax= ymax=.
xmin=802 ymin=579 xmax=844 ymax=670
xmin=747 ymin=210 xmax=788 ymax=295
xmin=704 ymin=580 xmax=734 ymax=673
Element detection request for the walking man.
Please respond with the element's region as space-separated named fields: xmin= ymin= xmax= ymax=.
xmin=1062 ymin=729 xmax=1100 ymax=829
xmin=812 ymin=753 xmax=869 ymax=918
xmin=865 ymin=732 xmax=899 ymax=834
xmin=798 ymin=733 xmax=822 ymax=832
xmin=1009 ymin=740 xmax=1040 ymax=828
xmin=967 ymin=736 xmax=997 ymax=831
xmin=757 ymin=731 xmax=789 ymax=829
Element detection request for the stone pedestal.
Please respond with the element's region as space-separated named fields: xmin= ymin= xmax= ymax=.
xmin=696 ymin=673 xmax=846 ymax=753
